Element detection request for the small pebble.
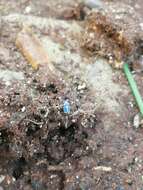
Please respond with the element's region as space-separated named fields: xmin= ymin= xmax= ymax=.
xmin=133 ymin=114 xmax=140 ymax=129
xmin=128 ymin=136 xmax=133 ymax=142
xmin=21 ymin=106 xmax=26 ymax=112
xmin=76 ymin=175 xmax=79 ymax=179
xmin=24 ymin=6 xmax=32 ymax=14
xmin=77 ymin=83 xmax=86 ymax=91
xmin=128 ymin=101 xmax=134 ymax=108
xmin=134 ymin=157 xmax=139 ymax=163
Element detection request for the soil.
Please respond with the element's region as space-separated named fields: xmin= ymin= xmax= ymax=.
xmin=0 ymin=0 xmax=143 ymax=190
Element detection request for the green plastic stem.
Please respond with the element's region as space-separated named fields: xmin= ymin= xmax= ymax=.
xmin=123 ymin=63 xmax=143 ymax=116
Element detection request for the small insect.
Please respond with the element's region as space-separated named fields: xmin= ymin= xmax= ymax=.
xmin=63 ymin=99 xmax=70 ymax=128
xmin=63 ymin=99 xmax=70 ymax=114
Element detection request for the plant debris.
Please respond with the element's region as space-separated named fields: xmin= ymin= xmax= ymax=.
xmin=82 ymin=7 xmax=143 ymax=68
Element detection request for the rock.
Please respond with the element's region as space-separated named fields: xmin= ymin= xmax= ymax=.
xmin=128 ymin=101 xmax=134 ymax=108
xmin=24 ymin=6 xmax=32 ymax=14
xmin=128 ymin=136 xmax=133 ymax=142
xmin=134 ymin=157 xmax=139 ymax=163
xmin=0 ymin=69 xmax=24 ymax=85
xmin=21 ymin=106 xmax=26 ymax=112
xmin=133 ymin=114 xmax=140 ymax=129
xmin=77 ymin=83 xmax=86 ymax=90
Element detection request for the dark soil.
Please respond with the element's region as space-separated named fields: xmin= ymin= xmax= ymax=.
xmin=1 ymin=0 xmax=143 ymax=190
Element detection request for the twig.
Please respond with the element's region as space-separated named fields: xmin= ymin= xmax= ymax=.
xmin=93 ymin=166 xmax=112 ymax=172
xmin=25 ymin=119 xmax=44 ymax=125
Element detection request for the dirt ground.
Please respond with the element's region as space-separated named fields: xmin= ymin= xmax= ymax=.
xmin=0 ymin=0 xmax=143 ymax=190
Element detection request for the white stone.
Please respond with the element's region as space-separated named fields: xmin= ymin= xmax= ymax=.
xmin=77 ymin=83 xmax=86 ymax=90
xmin=24 ymin=6 xmax=32 ymax=14
xmin=21 ymin=107 xmax=26 ymax=112
xmin=133 ymin=114 xmax=140 ymax=129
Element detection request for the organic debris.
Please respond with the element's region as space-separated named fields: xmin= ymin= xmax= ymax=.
xmin=0 ymin=76 xmax=96 ymax=189
xmin=82 ymin=8 xmax=143 ymax=68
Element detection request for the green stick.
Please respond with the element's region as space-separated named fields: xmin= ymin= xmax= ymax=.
xmin=123 ymin=63 xmax=143 ymax=116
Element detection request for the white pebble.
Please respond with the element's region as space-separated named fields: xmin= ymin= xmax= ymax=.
xmin=21 ymin=106 xmax=26 ymax=112
xmin=24 ymin=6 xmax=32 ymax=14
xmin=133 ymin=114 xmax=140 ymax=129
